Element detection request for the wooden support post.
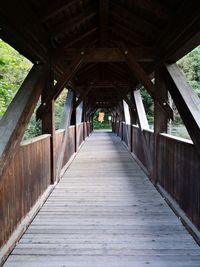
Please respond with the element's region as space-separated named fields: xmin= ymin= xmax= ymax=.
xmin=134 ymin=90 xmax=153 ymax=176
xmin=0 ymin=64 xmax=47 ymax=181
xmin=129 ymin=92 xmax=138 ymax=152
xmin=163 ymin=63 xmax=200 ymax=156
xmin=123 ymin=100 xmax=131 ymax=150
xmin=37 ymin=54 xmax=84 ymax=119
xmin=56 ymin=89 xmax=75 ymax=180
xmin=153 ymin=67 xmax=168 ymax=184
xmin=41 ymin=72 xmax=56 ymax=184
xmin=71 ymin=94 xmax=77 ymax=152
xmin=119 ymin=101 xmax=125 ymax=140
xmin=82 ymin=102 xmax=86 ymax=140
xmin=129 ymin=92 xmax=137 ymax=125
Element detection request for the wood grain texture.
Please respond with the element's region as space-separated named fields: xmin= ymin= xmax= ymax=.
xmin=157 ymin=133 xmax=200 ymax=230
xmin=0 ymin=135 xmax=51 ymax=249
xmin=3 ymin=131 xmax=200 ymax=267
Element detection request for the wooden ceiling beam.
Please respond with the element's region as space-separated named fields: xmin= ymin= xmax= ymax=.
xmin=76 ymin=82 xmax=130 ymax=89
xmin=77 ymin=68 xmax=99 ymax=83
xmin=39 ymin=0 xmax=78 ymax=22
xmin=50 ymin=5 xmax=96 ymax=38
xmin=106 ymin=66 xmax=129 ymax=82
xmin=110 ymin=29 xmax=140 ymax=47
xmin=77 ymin=63 xmax=99 ymax=78
xmin=110 ymin=27 xmax=141 ymax=46
xmin=99 ymin=0 xmax=109 ymax=46
xmin=168 ymin=31 xmax=200 ymax=63
xmin=107 ymin=63 xmax=130 ymax=78
xmin=54 ymin=47 xmax=155 ymax=63
xmin=111 ymin=2 xmax=158 ymax=35
xmin=0 ymin=0 xmax=49 ymax=63
xmin=77 ymin=63 xmax=98 ymax=77
xmin=112 ymin=21 xmax=150 ymax=46
xmin=156 ymin=1 xmax=200 ymax=61
xmin=58 ymin=27 xmax=98 ymax=48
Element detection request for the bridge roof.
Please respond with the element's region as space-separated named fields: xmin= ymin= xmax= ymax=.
xmin=0 ymin=0 xmax=200 ymax=108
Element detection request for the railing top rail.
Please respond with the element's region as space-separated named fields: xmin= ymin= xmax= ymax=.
xmin=55 ymin=129 xmax=65 ymax=133
xmin=160 ymin=133 xmax=193 ymax=145
xmin=21 ymin=134 xmax=51 ymax=146
xmin=143 ymin=128 xmax=154 ymax=133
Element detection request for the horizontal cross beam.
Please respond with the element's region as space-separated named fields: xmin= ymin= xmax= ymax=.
xmin=53 ymin=47 xmax=156 ymax=63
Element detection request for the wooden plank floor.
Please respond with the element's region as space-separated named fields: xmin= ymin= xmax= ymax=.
xmin=4 ymin=131 xmax=200 ymax=266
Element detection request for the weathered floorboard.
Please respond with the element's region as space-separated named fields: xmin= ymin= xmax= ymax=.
xmin=3 ymin=131 xmax=200 ymax=267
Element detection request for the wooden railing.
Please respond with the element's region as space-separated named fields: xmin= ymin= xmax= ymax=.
xmin=0 ymin=121 xmax=92 ymax=253
xmin=114 ymin=121 xmax=200 ymax=231
xmin=157 ymin=133 xmax=200 ymax=230
xmin=0 ymin=134 xmax=51 ymax=248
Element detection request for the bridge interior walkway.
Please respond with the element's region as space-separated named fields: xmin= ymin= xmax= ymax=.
xmin=3 ymin=131 xmax=200 ymax=267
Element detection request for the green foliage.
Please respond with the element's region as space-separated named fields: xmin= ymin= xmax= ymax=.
xmin=0 ymin=39 xmax=32 ymax=117
xmin=140 ymin=87 xmax=154 ymax=123
xmin=55 ymin=89 xmax=68 ymax=130
xmin=23 ymin=105 xmax=42 ymax=141
xmin=93 ymin=109 xmax=111 ymax=129
xmin=0 ymin=39 xmax=67 ymax=140
xmin=178 ymin=46 xmax=200 ymax=97
xmin=22 ymin=89 xmax=68 ymax=140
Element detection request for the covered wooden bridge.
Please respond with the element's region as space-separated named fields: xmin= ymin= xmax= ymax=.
xmin=0 ymin=0 xmax=200 ymax=266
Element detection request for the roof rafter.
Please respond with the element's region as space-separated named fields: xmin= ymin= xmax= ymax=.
xmin=57 ymin=26 xmax=98 ymax=48
xmin=39 ymin=0 xmax=78 ymax=22
xmin=99 ymin=0 xmax=109 ymax=46
xmin=156 ymin=1 xmax=200 ymax=61
xmin=50 ymin=5 xmax=96 ymax=38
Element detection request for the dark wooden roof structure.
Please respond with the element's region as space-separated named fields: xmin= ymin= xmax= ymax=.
xmin=1 ymin=0 xmax=200 ymax=111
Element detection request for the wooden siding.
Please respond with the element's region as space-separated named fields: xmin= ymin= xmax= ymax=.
xmin=143 ymin=129 xmax=154 ymax=159
xmin=62 ymin=126 xmax=76 ymax=167
xmin=55 ymin=122 xmax=91 ymax=170
xmin=131 ymin=125 xmax=146 ymax=166
xmin=157 ymin=134 xmax=200 ymax=230
xmin=0 ymin=135 xmax=51 ymax=248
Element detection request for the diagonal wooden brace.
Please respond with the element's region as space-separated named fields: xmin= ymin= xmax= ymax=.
xmin=36 ymin=54 xmax=85 ymax=120
xmin=0 ymin=64 xmax=48 ymax=182
xmin=120 ymin=48 xmax=173 ymax=120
